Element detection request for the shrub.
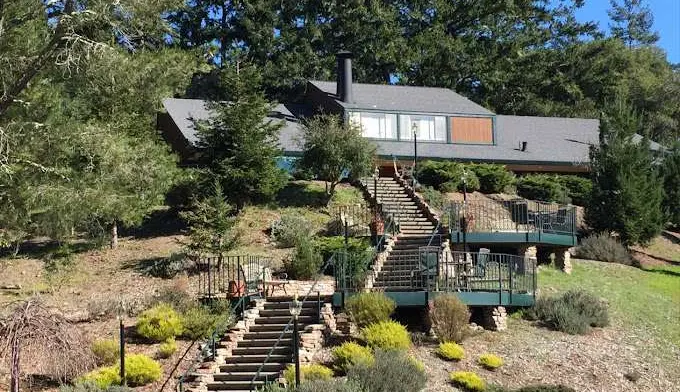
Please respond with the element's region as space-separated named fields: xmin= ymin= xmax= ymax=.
xmin=516 ymin=175 xmax=568 ymax=203
xmin=181 ymin=306 xmax=219 ymax=340
xmin=525 ymin=290 xmax=609 ymax=335
xmin=437 ymin=342 xmax=465 ymax=361
xmin=136 ymin=303 xmax=183 ymax=342
xmin=271 ymin=213 xmax=312 ymax=248
xmin=575 ymin=233 xmax=633 ymax=265
xmin=79 ymin=366 xmax=121 ymax=389
xmin=124 ymin=354 xmax=162 ymax=386
xmin=314 ymin=236 xmax=370 ymax=260
xmin=345 ymin=292 xmax=396 ymax=328
xmin=555 ymin=175 xmax=592 ymax=206
xmin=468 ymin=164 xmax=515 ymax=194
xmin=429 ymin=294 xmax=470 ymax=343
xmin=418 ymin=161 xmax=480 ymax=192
xmin=153 ymin=280 xmax=194 ymax=313
xmin=450 ymin=371 xmax=485 ymax=392
xmin=332 ymin=342 xmax=375 ymax=373
xmin=283 ymin=236 xmax=323 ymax=279
xmin=478 ymin=353 xmax=503 ymax=370
xmin=408 ymin=355 xmax=426 ymax=373
xmin=361 ymin=320 xmax=410 ymax=351
xmin=158 ymin=338 xmax=177 ymax=358
xmin=295 ymin=379 xmax=364 ymax=392
xmin=283 ymin=364 xmax=333 ymax=385
xmin=60 ymin=383 xmax=131 ymax=392
xmin=348 ymin=349 xmax=427 ymax=392
xmin=91 ymin=339 xmax=119 ymax=366
xmin=420 ymin=186 xmax=445 ymax=212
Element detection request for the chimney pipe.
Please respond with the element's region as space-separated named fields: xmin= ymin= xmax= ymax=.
xmin=336 ymin=50 xmax=353 ymax=103
xmin=520 ymin=141 xmax=528 ymax=152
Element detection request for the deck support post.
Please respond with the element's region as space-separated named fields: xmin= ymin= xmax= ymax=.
xmin=554 ymin=247 xmax=572 ymax=274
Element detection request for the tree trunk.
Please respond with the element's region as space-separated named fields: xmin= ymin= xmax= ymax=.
xmin=11 ymin=241 xmax=20 ymax=257
xmin=11 ymin=338 xmax=19 ymax=392
xmin=326 ymin=181 xmax=338 ymax=206
xmin=110 ymin=221 xmax=118 ymax=249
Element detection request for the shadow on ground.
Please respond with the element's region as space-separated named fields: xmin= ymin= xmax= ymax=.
xmin=120 ymin=208 xmax=187 ymax=239
xmin=275 ymin=182 xmax=327 ymax=208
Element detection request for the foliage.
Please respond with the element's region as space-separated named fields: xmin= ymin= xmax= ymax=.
xmin=468 ymin=164 xmax=515 ymax=194
xmin=525 ymin=290 xmax=609 ymax=335
xmin=608 ymin=0 xmax=659 ymax=47
xmin=418 ymin=161 xmax=480 ymax=193
xmin=420 ymin=186 xmax=446 ymax=212
xmin=660 ymin=143 xmax=680 ymax=228
xmin=429 ymin=294 xmax=471 ymax=343
xmin=195 ymin=65 xmax=287 ymax=210
xmin=450 ymin=371 xmax=486 ymax=392
xmin=314 ymin=236 xmax=371 ymax=261
xmin=152 ymin=281 xmax=195 ymax=314
xmin=158 ymin=338 xmax=177 ymax=359
xmin=478 ymin=354 xmax=504 ymax=370
xmin=60 ymin=382 xmax=132 ymax=392
xmin=135 ymin=303 xmax=183 ymax=342
xmin=555 ymin=175 xmax=592 ymax=207
xmin=437 ymin=342 xmax=465 ymax=361
xmin=295 ymin=379 xmax=365 ymax=392
xmin=332 ymin=342 xmax=375 ymax=373
xmin=180 ymin=183 xmax=240 ymax=257
xmin=575 ymin=233 xmax=633 ymax=265
xmin=283 ymin=236 xmax=323 ymax=279
xmin=516 ymin=175 xmax=568 ymax=203
xmin=283 ymin=364 xmax=333 ymax=385
xmin=271 ymin=213 xmax=312 ymax=248
xmin=348 ymin=349 xmax=427 ymax=392
xmin=345 ymin=292 xmax=396 ymax=328
xmin=361 ymin=321 xmax=411 ymax=351
xmin=297 ymin=114 xmax=376 ymax=203
xmin=91 ymin=339 xmax=120 ymax=366
xmin=123 ymin=354 xmax=162 ymax=386
xmin=181 ymin=304 xmax=233 ymax=340
xmin=587 ymin=101 xmax=664 ymax=246
xmin=79 ymin=367 xmax=121 ymax=389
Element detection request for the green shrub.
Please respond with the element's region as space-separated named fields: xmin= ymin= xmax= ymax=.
xmin=283 ymin=236 xmax=323 ymax=279
xmin=295 ymin=379 xmax=364 ymax=392
xmin=181 ymin=306 xmax=218 ymax=340
xmin=283 ymin=364 xmax=333 ymax=385
xmin=516 ymin=175 xmax=568 ymax=203
xmin=469 ymin=164 xmax=515 ymax=194
xmin=345 ymin=292 xmax=396 ymax=328
xmin=361 ymin=320 xmax=410 ymax=351
xmin=256 ymin=384 xmax=287 ymax=392
xmin=91 ymin=339 xmax=119 ymax=366
xmin=408 ymin=355 xmax=426 ymax=373
xmin=271 ymin=213 xmax=312 ymax=248
xmin=158 ymin=338 xmax=177 ymax=358
xmin=525 ymin=290 xmax=609 ymax=335
xmin=478 ymin=353 xmax=503 ymax=370
xmin=78 ymin=366 xmax=121 ymax=389
xmin=348 ymin=349 xmax=427 ymax=392
xmin=575 ymin=233 xmax=633 ymax=265
xmin=124 ymin=354 xmax=162 ymax=386
xmin=450 ymin=371 xmax=485 ymax=392
xmin=314 ymin=236 xmax=370 ymax=260
xmin=60 ymin=382 xmax=131 ymax=392
xmin=136 ymin=303 xmax=183 ymax=342
xmin=555 ymin=175 xmax=591 ymax=206
xmin=437 ymin=342 xmax=465 ymax=361
xmin=332 ymin=342 xmax=375 ymax=373
xmin=429 ymin=294 xmax=470 ymax=343
xmin=418 ymin=161 xmax=480 ymax=192
xmin=420 ymin=186 xmax=445 ymax=211
xmin=152 ymin=282 xmax=194 ymax=313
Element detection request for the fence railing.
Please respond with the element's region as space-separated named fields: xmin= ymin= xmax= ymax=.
xmin=196 ymin=255 xmax=272 ymax=299
xmin=328 ymin=203 xmax=372 ymax=237
xmin=448 ymin=199 xmax=576 ymax=236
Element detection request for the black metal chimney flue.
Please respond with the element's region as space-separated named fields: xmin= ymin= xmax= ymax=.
xmin=336 ymin=50 xmax=353 ymax=103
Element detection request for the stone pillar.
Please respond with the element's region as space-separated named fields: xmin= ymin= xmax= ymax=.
xmin=299 ymin=324 xmax=326 ymax=364
xmin=555 ymin=247 xmax=572 ymax=274
xmin=516 ymin=245 xmax=537 ymax=274
xmin=481 ymin=306 xmax=507 ymax=331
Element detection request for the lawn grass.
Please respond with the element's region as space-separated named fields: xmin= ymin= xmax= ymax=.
xmin=538 ymin=259 xmax=680 ymax=349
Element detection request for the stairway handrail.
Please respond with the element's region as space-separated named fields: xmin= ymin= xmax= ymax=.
xmin=249 ymin=253 xmax=336 ymax=390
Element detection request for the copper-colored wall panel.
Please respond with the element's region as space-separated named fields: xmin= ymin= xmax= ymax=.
xmin=451 ymin=117 xmax=494 ymax=144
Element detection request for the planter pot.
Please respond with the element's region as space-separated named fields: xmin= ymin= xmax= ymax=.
xmin=228 ymin=280 xmax=246 ymax=297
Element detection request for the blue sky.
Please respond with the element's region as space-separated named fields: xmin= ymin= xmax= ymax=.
xmin=572 ymin=0 xmax=680 ymax=63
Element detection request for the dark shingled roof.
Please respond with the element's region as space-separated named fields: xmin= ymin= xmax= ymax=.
xmin=308 ymin=80 xmax=494 ymax=116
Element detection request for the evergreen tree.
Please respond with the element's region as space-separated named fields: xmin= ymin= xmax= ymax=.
xmin=608 ymin=0 xmax=659 ymax=47
xmin=661 ymin=143 xmax=680 ymax=228
xmin=195 ymin=65 xmax=287 ymax=211
xmin=587 ymin=100 xmax=664 ymax=246
xmin=297 ymin=114 xmax=376 ymax=204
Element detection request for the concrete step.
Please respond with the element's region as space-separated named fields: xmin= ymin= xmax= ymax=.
xmin=243 ymin=331 xmax=293 ymax=340
xmin=223 ymin=354 xmax=291 ymax=364
xmin=219 ymin=362 xmax=288 ymax=373
xmin=258 ymin=308 xmax=318 ymax=317
xmin=237 ymin=338 xmax=293 ymax=347
xmin=213 ymin=372 xmax=280 ymax=382
xmin=249 ymin=324 xmax=293 ymax=332
xmin=207 ymin=381 xmax=266 ymax=390
xmin=231 ymin=346 xmax=292 ymax=356
xmin=254 ymin=315 xmax=316 ymax=325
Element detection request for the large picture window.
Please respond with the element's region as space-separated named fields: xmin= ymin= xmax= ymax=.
xmin=399 ymin=115 xmax=446 ymax=142
xmin=349 ymin=112 xmax=397 ymax=139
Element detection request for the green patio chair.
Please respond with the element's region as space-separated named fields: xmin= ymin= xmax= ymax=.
xmin=475 ymin=248 xmax=490 ymax=277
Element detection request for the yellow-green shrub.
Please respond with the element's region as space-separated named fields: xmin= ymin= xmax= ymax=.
xmin=332 ymin=342 xmax=374 ymax=373
xmin=437 ymin=342 xmax=465 ymax=361
xmin=136 ymin=303 xmax=183 ymax=342
xmin=91 ymin=339 xmax=119 ymax=365
xmin=478 ymin=353 xmax=503 ymax=370
xmin=345 ymin=292 xmax=396 ymax=328
xmin=125 ymin=354 xmax=162 ymax=386
xmin=78 ymin=366 xmax=121 ymax=389
xmin=158 ymin=338 xmax=177 ymax=359
xmin=450 ymin=371 xmax=485 ymax=392
xmin=408 ymin=355 xmax=425 ymax=373
xmin=361 ymin=321 xmax=410 ymax=351
xmin=283 ymin=364 xmax=333 ymax=385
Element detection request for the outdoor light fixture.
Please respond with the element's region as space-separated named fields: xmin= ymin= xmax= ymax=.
xmin=373 ymin=166 xmax=379 ymax=205
xmin=411 ymin=122 xmax=419 ymax=186
xmin=289 ymin=294 xmax=302 ymax=387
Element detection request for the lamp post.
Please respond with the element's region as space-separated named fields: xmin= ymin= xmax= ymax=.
xmin=461 ymin=169 xmax=468 ymax=252
xmin=117 ymin=302 xmax=126 ymax=386
xmin=289 ymin=295 xmax=302 ymax=387
xmin=373 ymin=166 xmax=379 ymax=205
xmin=411 ymin=122 xmax=418 ymax=187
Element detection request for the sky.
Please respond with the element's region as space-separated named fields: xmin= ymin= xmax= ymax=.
xmin=572 ymin=0 xmax=680 ymax=64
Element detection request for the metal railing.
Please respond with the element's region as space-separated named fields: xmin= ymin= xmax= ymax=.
xmin=448 ymin=199 xmax=576 ymax=236
xmin=197 ymin=255 xmax=272 ymax=299
xmin=328 ymin=203 xmax=372 ymax=237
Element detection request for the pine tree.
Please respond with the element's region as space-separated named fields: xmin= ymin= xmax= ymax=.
xmin=587 ymin=100 xmax=664 ymax=246
xmin=608 ymin=0 xmax=659 ymax=47
xmin=661 ymin=143 xmax=680 ymax=228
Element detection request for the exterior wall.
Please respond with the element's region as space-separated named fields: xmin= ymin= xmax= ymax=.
xmin=450 ymin=117 xmax=494 ymax=144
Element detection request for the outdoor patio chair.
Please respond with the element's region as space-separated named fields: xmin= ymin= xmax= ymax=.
xmin=262 ymin=267 xmax=289 ymax=297
xmin=474 ymin=248 xmax=491 ymax=277
xmin=411 ymin=250 xmax=439 ymax=290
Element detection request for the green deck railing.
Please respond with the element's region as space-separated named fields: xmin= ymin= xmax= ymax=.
xmin=196 ymin=255 xmax=273 ymax=299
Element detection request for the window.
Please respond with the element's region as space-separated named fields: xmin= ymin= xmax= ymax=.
xmin=450 ymin=117 xmax=494 ymax=144
xmin=349 ymin=112 xmax=397 ymax=139
xmin=399 ymin=115 xmax=446 ymax=142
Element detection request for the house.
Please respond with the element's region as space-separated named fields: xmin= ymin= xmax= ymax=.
xmin=157 ymin=52 xmax=660 ymax=174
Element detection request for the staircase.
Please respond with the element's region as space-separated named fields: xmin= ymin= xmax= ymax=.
xmin=203 ymin=296 xmax=329 ymax=391
xmin=361 ymin=176 xmax=443 ymax=291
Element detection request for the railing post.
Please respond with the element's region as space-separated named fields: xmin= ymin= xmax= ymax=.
xmin=508 ymin=256 xmax=513 ymax=304
xmin=262 ymin=266 xmax=267 ymax=300
xmin=207 ymin=257 xmax=212 ymax=300
xmin=317 ymin=291 xmax=321 ymax=323
xmin=498 ymin=256 xmax=503 ymax=305
xmin=237 ymin=256 xmax=241 ymax=295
